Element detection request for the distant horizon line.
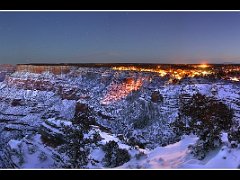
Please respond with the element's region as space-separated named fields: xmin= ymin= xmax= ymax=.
xmin=11 ymin=63 xmax=240 ymax=65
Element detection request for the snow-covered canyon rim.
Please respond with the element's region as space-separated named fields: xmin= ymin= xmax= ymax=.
xmin=0 ymin=64 xmax=239 ymax=169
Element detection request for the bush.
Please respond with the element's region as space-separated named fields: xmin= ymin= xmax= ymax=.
xmin=102 ymin=141 xmax=131 ymax=168
xmin=172 ymin=93 xmax=233 ymax=159
xmin=28 ymin=145 xmax=37 ymax=154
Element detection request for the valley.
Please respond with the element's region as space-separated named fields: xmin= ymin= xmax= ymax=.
xmin=0 ymin=63 xmax=239 ymax=169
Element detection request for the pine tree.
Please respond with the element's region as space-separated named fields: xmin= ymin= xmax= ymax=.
xmin=60 ymin=104 xmax=96 ymax=168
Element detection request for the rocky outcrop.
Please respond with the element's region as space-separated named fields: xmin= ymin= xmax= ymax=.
xmin=6 ymin=76 xmax=54 ymax=91
xmin=39 ymin=120 xmax=65 ymax=148
xmin=0 ymin=64 xmax=16 ymax=82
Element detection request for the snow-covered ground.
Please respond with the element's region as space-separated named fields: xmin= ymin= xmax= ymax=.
xmin=120 ymin=135 xmax=240 ymax=169
xmin=0 ymin=68 xmax=240 ymax=169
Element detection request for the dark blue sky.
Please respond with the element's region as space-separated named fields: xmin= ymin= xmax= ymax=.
xmin=0 ymin=11 xmax=240 ymax=64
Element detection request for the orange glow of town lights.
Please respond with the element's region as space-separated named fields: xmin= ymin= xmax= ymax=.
xmin=101 ymin=77 xmax=144 ymax=105
xmin=199 ymin=64 xmax=209 ymax=68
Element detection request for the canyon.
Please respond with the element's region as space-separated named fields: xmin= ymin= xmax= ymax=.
xmin=0 ymin=64 xmax=239 ymax=168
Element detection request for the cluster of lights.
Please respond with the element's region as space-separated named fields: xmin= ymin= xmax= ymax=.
xmin=101 ymin=64 xmax=239 ymax=105
xmin=112 ymin=64 xmax=213 ymax=81
xmin=198 ymin=64 xmax=210 ymax=68
xmin=223 ymin=66 xmax=240 ymax=73
xmin=112 ymin=66 xmax=167 ymax=77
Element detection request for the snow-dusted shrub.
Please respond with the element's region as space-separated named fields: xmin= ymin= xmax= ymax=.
xmin=90 ymin=131 xmax=102 ymax=145
xmin=228 ymin=126 xmax=240 ymax=147
xmin=127 ymin=136 xmax=146 ymax=149
xmin=135 ymin=151 xmax=147 ymax=160
xmin=189 ymin=136 xmax=221 ymax=160
xmin=172 ymin=93 xmax=233 ymax=159
xmin=27 ymin=145 xmax=37 ymax=154
xmin=38 ymin=152 xmax=47 ymax=162
xmin=102 ymin=140 xmax=130 ymax=168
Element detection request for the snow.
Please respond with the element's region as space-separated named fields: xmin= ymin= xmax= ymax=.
xmin=89 ymin=148 xmax=105 ymax=168
xmin=8 ymin=140 xmax=21 ymax=150
xmin=51 ymin=99 xmax=76 ymax=120
xmin=0 ymin=82 xmax=6 ymax=89
xmin=120 ymin=135 xmax=240 ymax=169
xmin=99 ymin=131 xmax=120 ymax=144
xmin=47 ymin=118 xmax=72 ymax=127
xmin=98 ymin=131 xmax=130 ymax=150
xmin=20 ymin=135 xmax=56 ymax=168
xmin=1 ymin=68 xmax=240 ymax=169
xmin=41 ymin=122 xmax=63 ymax=135
xmin=60 ymin=100 xmax=76 ymax=120
xmin=7 ymin=134 xmax=58 ymax=168
xmin=120 ymin=135 xmax=198 ymax=169
xmin=201 ymin=147 xmax=240 ymax=168
xmin=221 ymin=133 xmax=229 ymax=142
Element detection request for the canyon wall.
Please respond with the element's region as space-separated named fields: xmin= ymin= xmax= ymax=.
xmin=16 ymin=65 xmax=73 ymax=75
xmin=0 ymin=64 xmax=16 ymax=81
xmin=0 ymin=64 xmax=16 ymax=72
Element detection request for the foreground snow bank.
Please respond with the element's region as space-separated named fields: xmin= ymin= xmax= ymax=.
xmin=120 ymin=135 xmax=197 ymax=169
xmin=120 ymin=135 xmax=240 ymax=169
xmin=182 ymin=146 xmax=240 ymax=169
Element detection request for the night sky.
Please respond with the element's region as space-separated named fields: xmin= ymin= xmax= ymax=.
xmin=0 ymin=11 xmax=240 ymax=64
